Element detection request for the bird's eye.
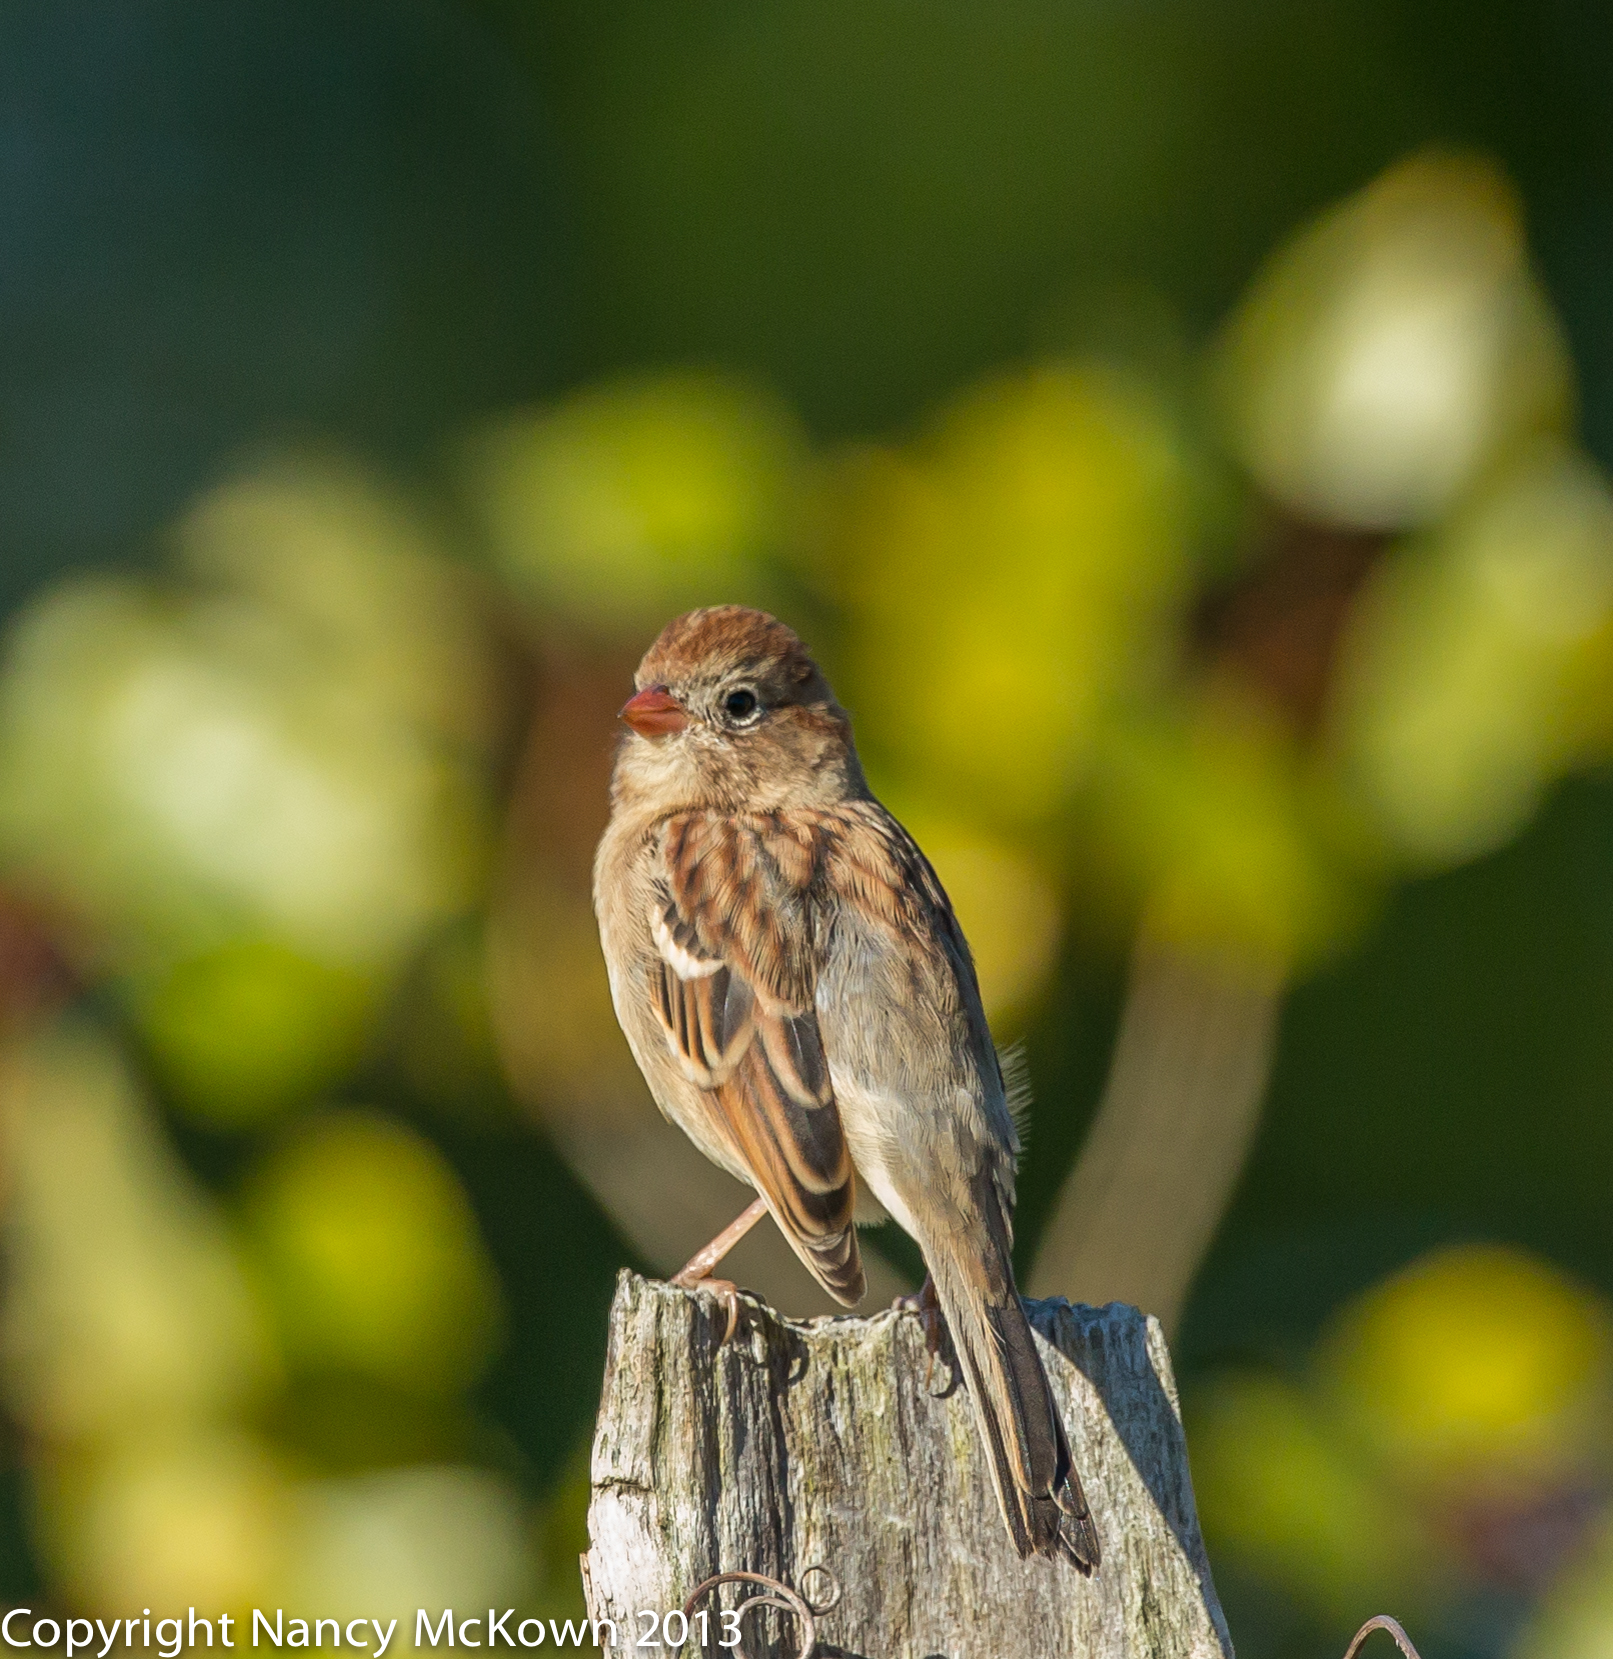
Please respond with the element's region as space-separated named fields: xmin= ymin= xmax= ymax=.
xmin=723 ymin=688 xmax=760 ymax=723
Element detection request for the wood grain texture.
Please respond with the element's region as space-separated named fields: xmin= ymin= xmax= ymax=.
xmin=584 ymin=1271 xmax=1233 ymax=1658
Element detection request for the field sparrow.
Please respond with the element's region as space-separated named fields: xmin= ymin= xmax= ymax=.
xmin=592 ymin=605 xmax=1100 ymax=1569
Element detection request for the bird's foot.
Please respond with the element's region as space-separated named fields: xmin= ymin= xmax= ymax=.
xmin=671 ymin=1273 xmax=746 ymax=1344
xmin=892 ymin=1274 xmax=953 ymax=1394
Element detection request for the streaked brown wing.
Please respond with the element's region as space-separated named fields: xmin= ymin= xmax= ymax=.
xmin=647 ymin=813 xmax=864 ymax=1305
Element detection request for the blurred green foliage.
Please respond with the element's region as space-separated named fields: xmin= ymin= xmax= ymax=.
xmin=242 ymin=1111 xmax=505 ymax=1395
xmin=135 ymin=942 xmax=378 ymax=1126
xmin=465 ymin=372 xmax=806 ymax=636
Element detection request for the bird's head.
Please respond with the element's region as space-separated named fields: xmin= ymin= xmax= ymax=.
xmin=612 ymin=606 xmax=866 ymax=814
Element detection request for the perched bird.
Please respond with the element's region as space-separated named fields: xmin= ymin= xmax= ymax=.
xmin=592 ymin=604 xmax=1100 ymax=1570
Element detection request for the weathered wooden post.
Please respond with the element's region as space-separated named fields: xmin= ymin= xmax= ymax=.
xmin=583 ymin=1272 xmax=1232 ymax=1657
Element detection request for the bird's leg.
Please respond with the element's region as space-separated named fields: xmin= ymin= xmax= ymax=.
xmin=670 ymin=1197 xmax=769 ymax=1342
xmin=672 ymin=1197 xmax=768 ymax=1283
xmin=893 ymin=1272 xmax=953 ymax=1393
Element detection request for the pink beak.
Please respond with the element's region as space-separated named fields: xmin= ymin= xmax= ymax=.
xmin=620 ymin=685 xmax=688 ymax=737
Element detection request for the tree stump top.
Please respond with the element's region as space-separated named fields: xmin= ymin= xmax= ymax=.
xmin=585 ymin=1271 xmax=1232 ymax=1658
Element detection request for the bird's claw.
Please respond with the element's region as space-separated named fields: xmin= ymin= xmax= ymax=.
xmin=892 ymin=1274 xmax=952 ymax=1394
xmin=672 ymin=1274 xmax=746 ymax=1343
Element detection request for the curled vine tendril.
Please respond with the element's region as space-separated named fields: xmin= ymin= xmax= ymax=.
xmin=1342 ymin=1616 xmax=1423 ymax=1659
xmin=681 ymin=1564 xmax=841 ymax=1658
xmin=681 ymin=1577 xmax=1412 ymax=1659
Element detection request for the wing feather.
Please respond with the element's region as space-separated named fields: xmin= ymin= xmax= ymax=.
xmin=648 ymin=813 xmax=864 ymax=1305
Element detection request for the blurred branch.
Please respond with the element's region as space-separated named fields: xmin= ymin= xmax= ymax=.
xmin=1027 ymin=511 xmax=1389 ymax=1331
xmin=1027 ymin=933 xmax=1281 ymax=1335
xmin=1193 ymin=517 xmax=1388 ymax=732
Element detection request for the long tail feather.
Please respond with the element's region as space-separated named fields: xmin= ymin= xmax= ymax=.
xmin=931 ymin=1269 xmax=1100 ymax=1570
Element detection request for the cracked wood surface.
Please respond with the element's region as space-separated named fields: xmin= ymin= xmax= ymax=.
xmin=583 ymin=1271 xmax=1233 ymax=1658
